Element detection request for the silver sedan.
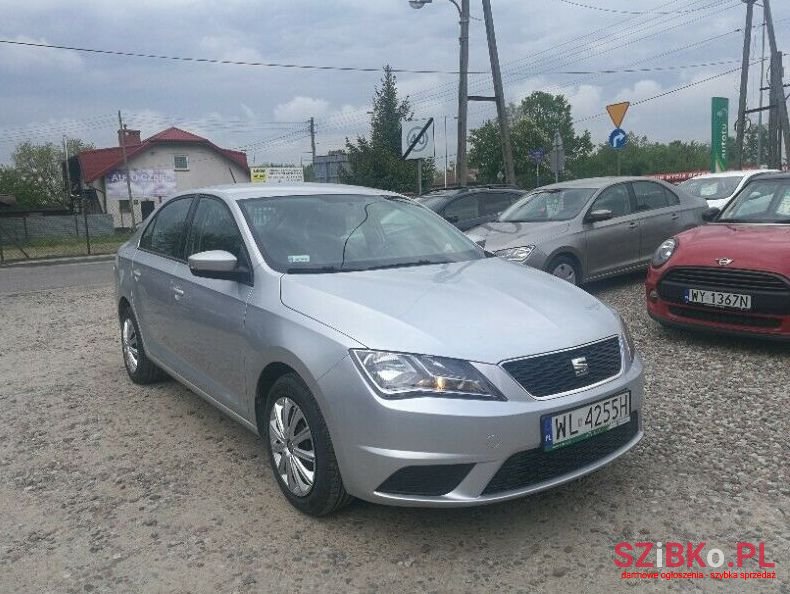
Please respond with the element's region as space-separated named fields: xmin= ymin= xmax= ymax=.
xmin=115 ymin=183 xmax=644 ymax=515
xmin=467 ymin=177 xmax=707 ymax=285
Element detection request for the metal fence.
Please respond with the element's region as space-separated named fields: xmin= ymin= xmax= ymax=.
xmin=0 ymin=211 xmax=131 ymax=264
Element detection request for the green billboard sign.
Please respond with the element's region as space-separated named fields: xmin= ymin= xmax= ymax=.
xmin=711 ymin=97 xmax=729 ymax=172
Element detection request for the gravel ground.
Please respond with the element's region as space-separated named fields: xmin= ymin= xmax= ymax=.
xmin=0 ymin=273 xmax=788 ymax=593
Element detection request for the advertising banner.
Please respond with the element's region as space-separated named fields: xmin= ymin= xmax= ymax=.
xmin=250 ymin=166 xmax=304 ymax=183
xmin=106 ymin=169 xmax=177 ymax=198
xmin=711 ymin=97 xmax=729 ymax=173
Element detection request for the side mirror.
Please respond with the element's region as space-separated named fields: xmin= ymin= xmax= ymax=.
xmin=188 ymin=250 xmax=250 ymax=282
xmin=585 ymin=209 xmax=613 ymax=223
xmin=702 ymin=207 xmax=720 ymax=222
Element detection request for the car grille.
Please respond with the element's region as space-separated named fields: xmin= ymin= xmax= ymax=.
xmin=658 ymin=267 xmax=790 ymax=315
xmin=501 ymin=337 xmax=622 ymax=398
xmin=376 ymin=464 xmax=474 ymax=497
xmin=662 ymin=267 xmax=789 ymax=292
xmin=668 ymin=306 xmax=782 ymax=329
xmin=482 ymin=413 xmax=639 ymax=495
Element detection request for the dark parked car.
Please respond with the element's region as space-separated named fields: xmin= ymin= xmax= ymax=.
xmin=415 ymin=186 xmax=526 ymax=230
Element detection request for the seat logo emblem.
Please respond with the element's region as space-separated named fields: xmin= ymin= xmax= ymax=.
xmin=716 ymin=257 xmax=733 ymax=266
xmin=571 ymin=357 xmax=589 ymax=377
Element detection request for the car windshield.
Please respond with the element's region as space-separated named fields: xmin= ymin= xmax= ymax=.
xmin=239 ymin=194 xmax=485 ymax=273
xmin=498 ymin=188 xmax=595 ymax=222
xmin=678 ymin=176 xmax=743 ymax=200
xmin=717 ymin=179 xmax=790 ymax=224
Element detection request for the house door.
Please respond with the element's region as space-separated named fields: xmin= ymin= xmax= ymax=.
xmin=141 ymin=200 xmax=155 ymax=221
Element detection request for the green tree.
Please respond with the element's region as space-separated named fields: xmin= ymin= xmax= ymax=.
xmin=340 ymin=66 xmax=435 ymax=193
xmin=2 ymin=138 xmax=94 ymax=207
xmin=469 ymin=91 xmax=592 ymax=188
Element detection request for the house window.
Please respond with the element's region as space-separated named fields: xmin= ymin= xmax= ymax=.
xmin=174 ymin=155 xmax=189 ymax=170
xmin=119 ymin=200 xmax=131 ymax=213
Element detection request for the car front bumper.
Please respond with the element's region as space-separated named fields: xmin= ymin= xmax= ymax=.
xmin=645 ymin=268 xmax=790 ymax=341
xmin=317 ymin=352 xmax=644 ymax=507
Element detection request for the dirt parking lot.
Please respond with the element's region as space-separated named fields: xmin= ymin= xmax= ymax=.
xmin=0 ymin=269 xmax=788 ymax=593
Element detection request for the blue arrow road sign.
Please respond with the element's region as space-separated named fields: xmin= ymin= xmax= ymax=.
xmin=528 ymin=148 xmax=545 ymax=164
xmin=609 ymin=128 xmax=627 ymax=150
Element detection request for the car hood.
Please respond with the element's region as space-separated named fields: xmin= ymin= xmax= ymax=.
xmin=673 ymin=223 xmax=790 ymax=274
xmin=466 ymin=221 xmax=572 ymax=252
xmin=280 ymin=258 xmax=618 ymax=363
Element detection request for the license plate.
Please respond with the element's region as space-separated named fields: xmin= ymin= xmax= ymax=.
xmin=684 ymin=288 xmax=751 ymax=310
xmin=541 ymin=392 xmax=631 ymax=452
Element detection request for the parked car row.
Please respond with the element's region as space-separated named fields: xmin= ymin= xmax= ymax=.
xmin=114 ymin=173 xmax=787 ymax=516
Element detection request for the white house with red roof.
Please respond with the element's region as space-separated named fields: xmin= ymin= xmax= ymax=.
xmin=73 ymin=127 xmax=250 ymax=228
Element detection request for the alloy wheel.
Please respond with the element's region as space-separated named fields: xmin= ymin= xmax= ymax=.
xmin=269 ymin=397 xmax=316 ymax=497
xmin=552 ymin=263 xmax=577 ymax=284
xmin=122 ymin=317 xmax=139 ymax=373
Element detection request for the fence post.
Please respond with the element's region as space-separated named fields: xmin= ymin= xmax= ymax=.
xmin=0 ymin=225 xmax=4 ymax=264
xmin=74 ymin=214 xmax=80 ymax=240
xmin=23 ymin=217 xmax=28 ymax=242
xmin=83 ymin=200 xmax=91 ymax=255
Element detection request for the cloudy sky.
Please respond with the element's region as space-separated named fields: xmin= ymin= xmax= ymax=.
xmin=0 ymin=0 xmax=788 ymax=167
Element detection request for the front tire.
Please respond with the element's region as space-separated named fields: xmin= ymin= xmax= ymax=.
xmin=119 ymin=307 xmax=166 ymax=384
xmin=546 ymin=255 xmax=581 ymax=286
xmin=265 ymin=374 xmax=352 ymax=516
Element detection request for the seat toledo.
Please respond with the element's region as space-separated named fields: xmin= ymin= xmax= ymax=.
xmin=115 ymin=183 xmax=644 ymax=515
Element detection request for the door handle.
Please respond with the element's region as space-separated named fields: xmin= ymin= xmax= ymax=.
xmin=132 ymin=269 xmax=141 ymax=281
xmin=628 ymin=222 xmax=639 ymax=228
xmin=173 ymin=287 xmax=185 ymax=301
xmin=670 ymin=213 xmax=680 ymax=220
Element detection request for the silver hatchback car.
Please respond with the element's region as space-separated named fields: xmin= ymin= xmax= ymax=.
xmin=115 ymin=183 xmax=644 ymax=515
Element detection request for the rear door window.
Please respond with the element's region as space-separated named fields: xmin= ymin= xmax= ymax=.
xmin=444 ymin=194 xmax=481 ymax=222
xmin=633 ymin=181 xmax=671 ymax=211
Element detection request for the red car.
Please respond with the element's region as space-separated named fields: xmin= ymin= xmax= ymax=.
xmin=646 ymin=173 xmax=790 ymax=340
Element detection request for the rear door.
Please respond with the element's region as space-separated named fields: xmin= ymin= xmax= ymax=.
xmin=582 ymin=183 xmax=641 ymax=279
xmin=631 ymin=181 xmax=683 ymax=262
xmin=166 ymin=195 xmax=253 ymax=416
xmin=132 ymin=195 xmax=194 ymax=370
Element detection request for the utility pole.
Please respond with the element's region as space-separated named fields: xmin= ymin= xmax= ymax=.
xmin=481 ymin=0 xmax=515 ymax=185
xmin=117 ymin=111 xmax=137 ymax=230
xmin=763 ymin=0 xmax=790 ymax=166
xmin=62 ymin=135 xmax=72 ymax=208
xmin=456 ymin=0 xmax=470 ymax=187
xmin=444 ymin=115 xmax=448 ymax=188
xmin=757 ymin=14 xmax=766 ymax=166
xmin=309 ymin=117 xmax=316 ymax=164
xmin=736 ymin=0 xmax=756 ymax=169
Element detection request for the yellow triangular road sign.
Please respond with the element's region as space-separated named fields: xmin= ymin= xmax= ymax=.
xmin=606 ymin=102 xmax=630 ymax=128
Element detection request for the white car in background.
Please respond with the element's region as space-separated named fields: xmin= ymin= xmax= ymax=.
xmin=677 ymin=169 xmax=778 ymax=210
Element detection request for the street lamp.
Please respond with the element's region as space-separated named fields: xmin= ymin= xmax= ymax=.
xmin=410 ymin=0 xmax=469 ymax=187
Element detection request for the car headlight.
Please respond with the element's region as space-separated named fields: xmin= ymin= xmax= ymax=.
xmin=351 ymin=350 xmax=505 ymax=400
xmin=494 ymin=245 xmax=535 ymax=263
xmin=652 ymin=237 xmax=677 ymax=267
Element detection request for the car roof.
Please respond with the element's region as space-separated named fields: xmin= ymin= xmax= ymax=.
xmin=175 ymin=182 xmax=405 ymax=201
xmin=537 ymin=176 xmax=657 ymax=190
xmin=681 ymin=170 xmax=780 ymax=180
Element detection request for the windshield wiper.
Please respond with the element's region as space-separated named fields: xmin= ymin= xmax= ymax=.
xmin=358 ymin=259 xmax=437 ymax=271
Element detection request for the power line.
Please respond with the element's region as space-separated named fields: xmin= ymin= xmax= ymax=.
xmin=0 ymin=39 xmax=487 ymax=75
xmin=555 ymin=0 xmax=727 ymax=15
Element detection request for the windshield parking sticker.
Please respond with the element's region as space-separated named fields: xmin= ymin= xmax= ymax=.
xmin=287 ymin=255 xmax=311 ymax=264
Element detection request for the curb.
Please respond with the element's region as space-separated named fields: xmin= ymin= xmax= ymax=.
xmin=0 ymin=254 xmax=116 ymax=269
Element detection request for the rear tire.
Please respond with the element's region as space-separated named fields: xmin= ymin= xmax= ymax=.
xmin=265 ymin=373 xmax=352 ymax=516
xmin=546 ymin=255 xmax=581 ymax=286
xmin=119 ymin=306 xmax=166 ymax=384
